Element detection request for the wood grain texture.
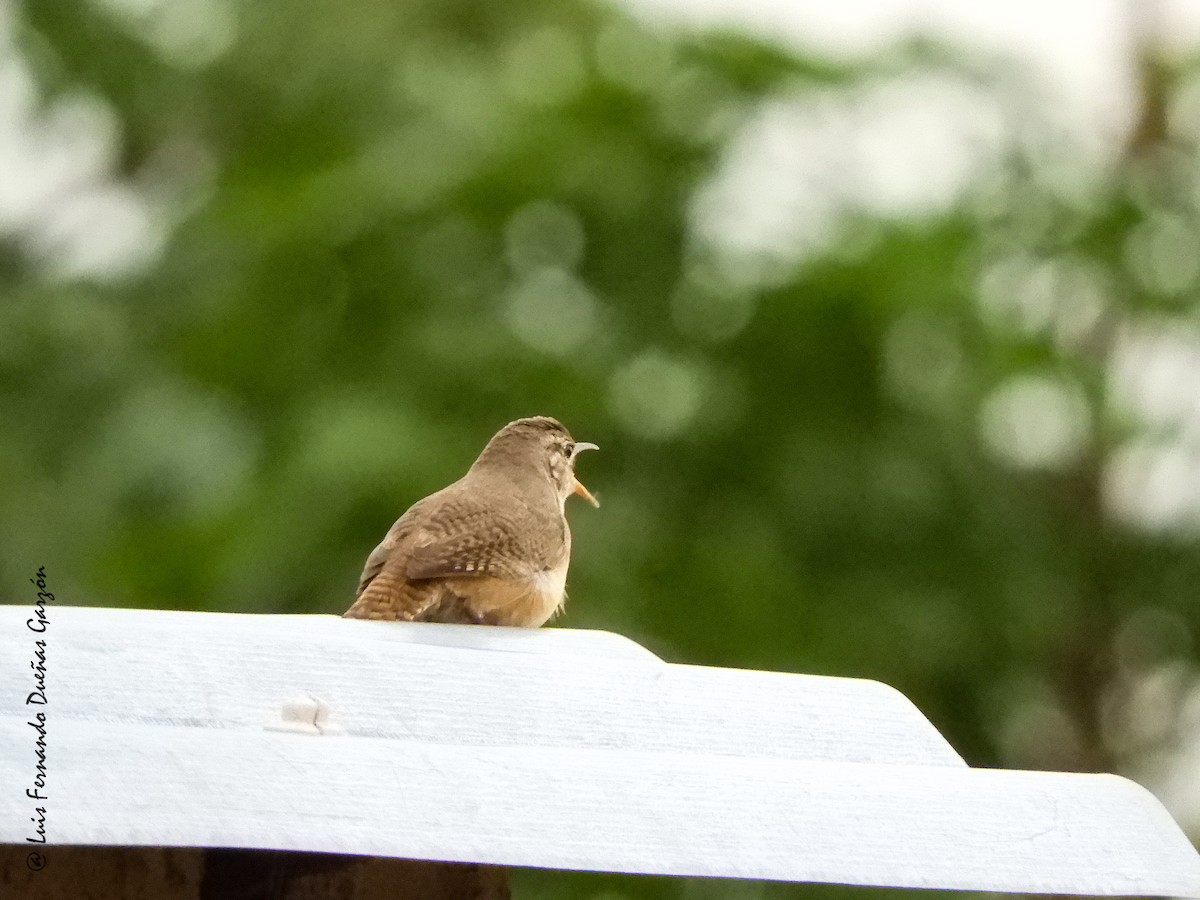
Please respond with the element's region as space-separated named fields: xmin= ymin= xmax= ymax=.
xmin=0 ymin=606 xmax=963 ymax=766
xmin=1 ymin=605 xmax=1198 ymax=896
xmin=0 ymin=847 xmax=201 ymax=900
xmin=0 ymin=847 xmax=509 ymax=899
xmin=1 ymin=721 xmax=1198 ymax=895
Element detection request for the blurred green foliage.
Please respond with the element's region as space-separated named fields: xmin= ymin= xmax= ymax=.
xmin=4 ymin=0 xmax=1200 ymax=895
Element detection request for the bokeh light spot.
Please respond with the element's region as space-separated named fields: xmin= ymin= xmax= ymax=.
xmin=978 ymin=373 xmax=1091 ymax=469
xmin=1104 ymin=439 xmax=1200 ymax=533
xmin=609 ymin=350 xmax=704 ymax=440
xmin=503 ymin=267 xmax=598 ymax=357
xmin=1123 ymin=212 xmax=1200 ymax=297
xmin=1109 ymin=318 xmax=1200 ymax=432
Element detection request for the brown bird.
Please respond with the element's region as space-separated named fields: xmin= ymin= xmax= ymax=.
xmin=344 ymin=416 xmax=598 ymax=627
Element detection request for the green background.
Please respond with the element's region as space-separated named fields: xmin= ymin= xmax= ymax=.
xmin=4 ymin=0 xmax=1199 ymax=895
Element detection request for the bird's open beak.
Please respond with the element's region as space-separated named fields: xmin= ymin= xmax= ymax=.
xmin=570 ymin=442 xmax=599 ymax=507
xmin=573 ymin=478 xmax=599 ymax=507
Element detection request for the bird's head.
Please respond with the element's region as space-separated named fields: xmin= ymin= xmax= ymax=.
xmin=475 ymin=416 xmax=599 ymax=508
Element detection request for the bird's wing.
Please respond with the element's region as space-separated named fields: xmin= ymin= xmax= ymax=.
xmin=347 ymin=483 xmax=566 ymax=622
xmin=404 ymin=491 xmax=565 ymax=582
xmin=354 ymin=493 xmax=437 ymax=598
xmin=347 ymin=552 xmax=455 ymax=621
xmin=355 ymin=537 xmax=394 ymax=598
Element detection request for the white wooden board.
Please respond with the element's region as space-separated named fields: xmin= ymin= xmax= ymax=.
xmin=0 ymin=605 xmax=963 ymax=766
xmin=1 ymin=721 xmax=1198 ymax=895
xmin=1 ymin=605 xmax=1198 ymax=897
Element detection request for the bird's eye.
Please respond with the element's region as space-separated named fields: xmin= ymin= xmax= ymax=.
xmin=562 ymin=442 xmax=574 ymax=457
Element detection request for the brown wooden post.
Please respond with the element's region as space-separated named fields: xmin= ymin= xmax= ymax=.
xmin=0 ymin=847 xmax=510 ymax=899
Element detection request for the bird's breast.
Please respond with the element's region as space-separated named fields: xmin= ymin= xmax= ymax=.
xmin=531 ymin=562 xmax=568 ymax=606
xmin=520 ymin=558 xmax=569 ymax=627
xmin=443 ymin=557 xmax=569 ymax=628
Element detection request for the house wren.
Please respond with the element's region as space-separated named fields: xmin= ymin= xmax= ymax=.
xmin=344 ymin=416 xmax=598 ymax=627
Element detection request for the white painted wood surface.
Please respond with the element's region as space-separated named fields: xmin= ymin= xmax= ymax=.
xmin=0 ymin=606 xmax=962 ymax=766
xmin=1 ymin=605 xmax=1198 ymax=896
